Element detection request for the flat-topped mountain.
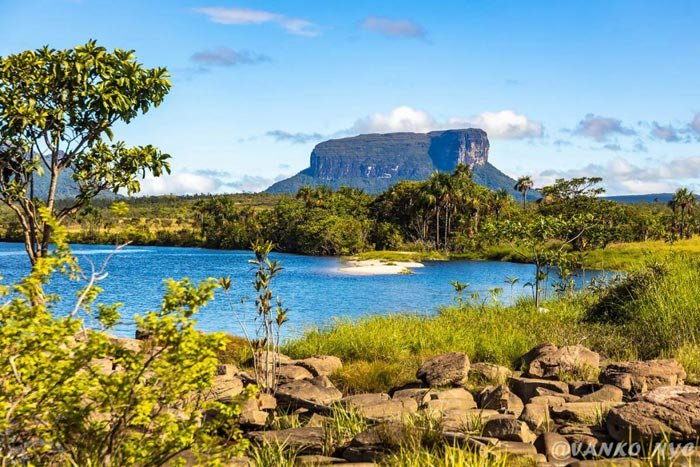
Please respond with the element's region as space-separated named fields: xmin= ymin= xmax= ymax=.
xmin=266 ymin=129 xmax=521 ymax=195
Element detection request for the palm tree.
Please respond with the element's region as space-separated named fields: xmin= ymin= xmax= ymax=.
xmin=504 ymin=276 xmax=519 ymax=301
xmin=514 ymin=176 xmax=534 ymax=209
xmin=669 ymin=188 xmax=697 ymax=238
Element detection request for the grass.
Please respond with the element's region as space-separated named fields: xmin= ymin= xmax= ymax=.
xmin=284 ymin=253 xmax=700 ymax=394
xmin=582 ymin=236 xmax=700 ymax=271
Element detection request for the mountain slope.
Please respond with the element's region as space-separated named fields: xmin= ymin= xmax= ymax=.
xmin=266 ymin=129 xmax=526 ymax=196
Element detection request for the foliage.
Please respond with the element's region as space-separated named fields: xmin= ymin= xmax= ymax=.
xmin=221 ymin=240 xmax=289 ymax=393
xmin=0 ymin=216 xmax=246 ymax=464
xmin=0 ymin=41 xmax=171 ymax=264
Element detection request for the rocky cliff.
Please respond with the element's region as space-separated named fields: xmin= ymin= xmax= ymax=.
xmin=266 ymin=129 xmax=521 ymax=195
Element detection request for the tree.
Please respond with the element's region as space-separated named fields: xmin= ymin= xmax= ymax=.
xmin=0 ymin=41 xmax=171 ymax=266
xmin=514 ymin=176 xmax=534 ymax=209
xmin=669 ymin=188 xmax=697 ymax=239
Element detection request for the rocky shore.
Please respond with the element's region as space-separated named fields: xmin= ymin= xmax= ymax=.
xmin=117 ymin=335 xmax=700 ymax=466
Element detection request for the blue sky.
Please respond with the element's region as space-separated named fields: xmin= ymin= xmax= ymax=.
xmin=2 ymin=0 xmax=700 ymax=195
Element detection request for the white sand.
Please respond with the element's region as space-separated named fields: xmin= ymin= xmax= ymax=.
xmin=339 ymin=259 xmax=424 ymax=275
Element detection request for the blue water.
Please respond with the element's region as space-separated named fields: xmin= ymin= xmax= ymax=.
xmin=0 ymin=242 xmax=606 ymax=339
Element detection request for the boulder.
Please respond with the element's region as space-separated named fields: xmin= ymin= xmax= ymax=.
xmin=278 ymin=364 xmax=314 ymax=382
xmin=478 ymin=385 xmax=524 ymax=417
xmin=295 ymin=455 xmax=347 ymax=465
xmin=248 ymin=427 xmax=325 ymax=454
xmin=509 ymin=376 xmax=569 ymax=403
xmin=578 ymin=385 xmax=624 ymax=403
xmin=551 ymin=401 xmax=623 ymax=424
xmin=341 ymin=393 xmax=417 ymax=420
xmin=391 ymin=388 xmax=430 ymax=403
xmin=521 ymin=343 xmax=600 ymax=380
xmin=295 ymin=356 xmax=343 ymax=377
xmin=482 ymin=416 xmax=537 ymax=443
xmin=491 ymin=441 xmax=539 ymax=460
xmin=568 ymin=381 xmax=603 ymax=396
xmin=441 ymin=408 xmax=500 ymax=432
xmin=239 ymin=410 xmax=268 ymax=428
xmin=216 ymin=363 xmax=238 ymax=376
xmin=209 ymin=375 xmax=244 ymax=402
xmin=421 ymin=387 xmax=477 ymax=412
xmin=276 ymin=375 xmax=342 ymax=410
xmin=558 ymin=424 xmax=610 ymax=452
xmin=606 ymin=385 xmax=700 ymax=442
xmin=416 ymin=352 xmax=470 ymax=387
xmin=535 ymin=432 xmax=572 ymax=465
xmin=520 ymin=402 xmax=551 ymax=433
xmin=534 ymin=387 xmax=581 ymax=402
xmin=599 ymin=359 xmax=686 ymax=396
xmin=470 ymin=362 xmax=512 ymax=385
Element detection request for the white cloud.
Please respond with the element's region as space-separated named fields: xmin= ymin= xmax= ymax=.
xmin=361 ymin=17 xmax=425 ymax=38
xmin=573 ymin=114 xmax=636 ymax=142
xmin=194 ymin=7 xmax=318 ymax=36
xmin=136 ymin=171 xmax=287 ymax=196
xmin=537 ymin=156 xmax=700 ymax=195
xmin=347 ymin=106 xmax=543 ymax=139
xmin=447 ymin=110 xmax=544 ymax=139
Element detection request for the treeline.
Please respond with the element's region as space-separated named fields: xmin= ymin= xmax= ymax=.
xmin=194 ymin=165 xmax=691 ymax=256
xmin=1 ymin=165 xmax=695 ymax=256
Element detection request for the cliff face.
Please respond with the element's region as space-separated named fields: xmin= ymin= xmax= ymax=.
xmin=267 ymin=129 xmax=507 ymax=194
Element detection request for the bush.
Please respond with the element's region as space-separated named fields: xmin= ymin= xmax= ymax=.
xmin=0 ymin=221 xmax=247 ymax=464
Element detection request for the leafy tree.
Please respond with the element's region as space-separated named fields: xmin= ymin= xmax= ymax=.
xmin=514 ymin=175 xmax=534 ymax=208
xmin=0 ymin=41 xmax=171 ymax=265
xmin=0 ymin=212 xmax=247 ymax=465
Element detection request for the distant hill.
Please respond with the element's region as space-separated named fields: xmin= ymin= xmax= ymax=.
xmin=603 ymin=193 xmax=700 ymax=204
xmin=266 ymin=129 xmax=534 ymax=198
xmin=30 ymin=168 xmax=116 ymax=201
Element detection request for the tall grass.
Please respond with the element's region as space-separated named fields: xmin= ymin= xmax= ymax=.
xmin=284 ymin=294 xmax=633 ymax=392
xmin=285 ymin=254 xmax=700 ymax=393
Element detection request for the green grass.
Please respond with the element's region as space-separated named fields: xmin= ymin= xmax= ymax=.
xmin=582 ymin=236 xmax=700 ymax=271
xmin=352 ymin=250 xmax=449 ymax=262
xmin=284 ymin=254 xmax=700 ymax=393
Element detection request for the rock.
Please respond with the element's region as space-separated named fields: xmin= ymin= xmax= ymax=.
xmin=479 ymin=385 xmax=524 ymax=417
xmin=239 ymin=410 xmax=268 ymax=428
xmin=89 ymin=358 xmax=114 ymax=375
xmin=578 ymin=385 xmax=624 ymax=403
xmin=342 ymin=393 xmax=417 ymax=420
xmin=535 ymin=432 xmax=571 ymax=465
xmin=441 ymin=408 xmax=500 ymax=432
xmin=295 ymin=356 xmax=343 ymax=377
xmin=520 ymin=402 xmax=551 ymax=433
xmin=110 ymin=336 xmax=143 ymax=353
xmin=567 ymin=459 xmax=642 ymax=467
xmin=441 ymin=432 xmax=500 ymax=454
xmin=421 ymin=387 xmax=477 ymax=412
xmin=305 ymin=413 xmax=329 ymax=428
xmin=210 ymin=375 xmax=244 ymax=402
xmin=341 ymin=446 xmax=388 ymax=463
xmin=216 ymin=363 xmax=238 ymax=376
xmin=558 ymin=424 xmax=610 ymax=452
xmin=277 ymin=375 xmax=343 ymax=410
xmin=278 ymin=364 xmax=314 ymax=382
xmin=416 ymin=352 xmax=470 ymax=387
xmin=568 ymin=381 xmax=603 ymax=396
xmin=492 ymin=441 xmax=539 ymax=460
xmin=529 ymin=395 xmax=567 ymax=408
xmin=534 ymin=387 xmax=581 ymax=402
xmin=509 ymin=376 xmax=569 ymax=403
xmin=267 ymin=129 xmax=492 ymax=195
xmin=599 ymin=359 xmax=686 ymax=396
xmin=482 ymin=416 xmax=537 ymax=443
xmin=606 ymin=385 xmax=700 ymax=442
xmin=551 ymin=401 xmax=623 ymax=424
xmin=248 ymin=427 xmax=325 ymax=454
xmin=470 ymin=362 xmax=512 ymax=385
xmin=521 ymin=343 xmax=600 ymax=380
xmin=391 ymin=388 xmax=430 ymax=403
xmin=295 ymin=455 xmax=347 ymax=465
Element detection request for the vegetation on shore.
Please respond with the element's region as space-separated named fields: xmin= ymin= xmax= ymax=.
xmin=283 ymin=254 xmax=700 ymax=393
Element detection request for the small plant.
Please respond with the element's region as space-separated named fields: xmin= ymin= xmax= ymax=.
xmin=221 ymin=239 xmax=289 ymax=394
